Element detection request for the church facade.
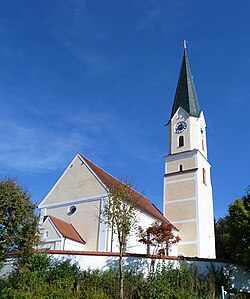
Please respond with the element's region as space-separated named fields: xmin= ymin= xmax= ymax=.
xmin=38 ymin=153 xmax=178 ymax=255
xmin=38 ymin=44 xmax=216 ymax=258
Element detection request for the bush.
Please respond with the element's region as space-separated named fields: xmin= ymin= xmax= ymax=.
xmin=138 ymin=262 xmax=218 ymax=299
xmin=206 ymin=263 xmax=232 ymax=296
xmin=0 ymin=254 xmax=244 ymax=299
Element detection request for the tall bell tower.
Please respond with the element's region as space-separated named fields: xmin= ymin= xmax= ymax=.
xmin=163 ymin=42 xmax=216 ymax=258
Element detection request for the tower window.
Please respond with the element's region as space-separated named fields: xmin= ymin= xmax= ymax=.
xmin=203 ymin=168 xmax=207 ymax=185
xmin=179 ymin=164 xmax=183 ymax=172
xmin=178 ymin=136 xmax=184 ymax=147
xmin=202 ymin=139 xmax=205 ymax=151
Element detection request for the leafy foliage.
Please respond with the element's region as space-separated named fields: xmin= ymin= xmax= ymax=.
xmin=138 ymin=221 xmax=180 ymax=276
xmin=102 ymin=183 xmax=138 ymax=252
xmin=215 ymin=187 xmax=250 ymax=268
xmin=1 ymin=254 xmax=241 ymax=299
xmin=0 ymin=178 xmax=39 ymax=264
xmin=206 ymin=263 xmax=232 ymax=296
xmin=214 ymin=217 xmax=229 ymax=260
xmin=138 ymin=221 xmax=180 ymax=256
xmin=139 ymin=262 xmax=217 ymax=299
xmin=102 ymin=182 xmax=139 ymax=299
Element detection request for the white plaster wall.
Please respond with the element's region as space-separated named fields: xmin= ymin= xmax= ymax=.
xmin=40 ymin=241 xmax=56 ymax=250
xmin=196 ymin=153 xmax=216 ymax=258
xmin=109 ymin=210 xmax=168 ymax=255
xmin=64 ymin=239 xmax=85 ymax=251
xmin=109 ymin=210 xmax=178 ymax=256
xmin=128 ymin=212 xmax=159 ymax=254
xmin=39 ymin=239 xmax=62 ymax=250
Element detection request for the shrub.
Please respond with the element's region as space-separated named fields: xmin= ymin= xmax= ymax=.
xmin=206 ymin=263 xmax=232 ymax=296
xmin=0 ymin=255 xmax=243 ymax=299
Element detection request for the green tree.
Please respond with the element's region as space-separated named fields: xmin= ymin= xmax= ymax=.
xmin=102 ymin=182 xmax=138 ymax=299
xmin=0 ymin=178 xmax=39 ymax=265
xmin=215 ymin=187 xmax=250 ymax=268
xmin=214 ymin=218 xmax=229 ymax=260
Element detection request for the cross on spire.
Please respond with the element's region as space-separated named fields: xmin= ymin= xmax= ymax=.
xmin=183 ymin=40 xmax=187 ymax=49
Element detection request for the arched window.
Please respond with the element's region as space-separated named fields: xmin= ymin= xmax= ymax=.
xmin=202 ymin=139 xmax=205 ymax=151
xmin=178 ymin=136 xmax=184 ymax=147
xmin=203 ymin=168 xmax=207 ymax=185
xmin=179 ymin=164 xmax=183 ymax=172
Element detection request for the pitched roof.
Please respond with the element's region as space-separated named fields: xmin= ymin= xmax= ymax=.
xmin=48 ymin=216 xmax=86 ymax=244
xmin=170 ymin=48 xmax=201 ymax=119
xmin=79 ymin=153 xmax=175 ymax=228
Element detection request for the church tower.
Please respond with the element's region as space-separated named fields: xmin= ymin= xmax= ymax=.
xmin=163 ymin=42 xmax=216 ymax=258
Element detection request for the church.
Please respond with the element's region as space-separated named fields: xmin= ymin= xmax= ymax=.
xmin=38 ymin=43 xmax=216 ymax=259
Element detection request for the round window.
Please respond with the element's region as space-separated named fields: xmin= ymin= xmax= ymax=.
xmin=67 ymin=205 xmax=77 ymax=216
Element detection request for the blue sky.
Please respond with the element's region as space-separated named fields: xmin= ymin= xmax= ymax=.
xmin=0 ymin=1 xmax=249 ymax=219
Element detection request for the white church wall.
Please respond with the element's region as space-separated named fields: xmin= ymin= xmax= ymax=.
xmin=39 ymin=239 xmax=63 ymax=250
xmin=189 ymin=115 xmax=208 ymax=158
xmin=39 ymin=241 xmax=56 ymax=250
xmin=109 ymin=210 xmax=165 ymax=255
xmin=108 ymin=210 xmax=178 ymax=256
xmin=196 ymin=152 xmax=216 ymax=258
xmin=127 ymin=211 xmax=159 ymax=254
xmin=64 ymin=239 xmax=85 ymax=251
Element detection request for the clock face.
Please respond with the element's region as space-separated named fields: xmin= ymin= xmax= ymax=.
xmin=175 ymin=121 xmax=187 ymax=133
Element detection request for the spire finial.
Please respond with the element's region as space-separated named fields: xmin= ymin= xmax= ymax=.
xmin=183 ymin=40 xmax=187 ymax=49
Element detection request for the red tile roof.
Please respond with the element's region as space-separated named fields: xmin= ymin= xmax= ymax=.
xmin=48 ymin=216 xmax=86 ymax=244
xmin=79 ymin=153 xmax=175 ymax=228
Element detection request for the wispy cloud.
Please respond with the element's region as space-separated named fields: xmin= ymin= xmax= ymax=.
xmin=0 ymin=91 xmax=161 ymax=174
xmin=43 ymin=0 xmax=115 ymax=76
xmin=0 ymin=114 xmax=91 ymax=172
xmin=0 ymin=96 xmax=97 ymax=172
xmin=136 ymin=0 xmax=192 ymax=33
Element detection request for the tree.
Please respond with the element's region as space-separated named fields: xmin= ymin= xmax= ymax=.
xmin=215 ymin=187 xmax=250 ymax=268
xmin=138 ymin=221 xmax=180 ymax=256
xmin=0 ymin=178 xmax=39 ymax=265
xmin=137 ymin=221 xmax=180 ymax=274
xmin=102 ymin=182 xmax=138 ymax=299
xmin=214 ymin=218 xmax=229 ymax=260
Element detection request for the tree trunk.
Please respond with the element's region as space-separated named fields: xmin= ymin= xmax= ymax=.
xmin=119 ymin=247 xmax=124 ymax=299
xmin=149 ymin=258 xmax=156 ymax=277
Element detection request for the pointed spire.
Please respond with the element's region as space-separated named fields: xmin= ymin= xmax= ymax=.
xmin=170 ymin=41 xmax=201 ymax=118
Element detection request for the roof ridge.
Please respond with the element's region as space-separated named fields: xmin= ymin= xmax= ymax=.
xmin=79 ymin=153 xmax=121 ymax=186
xmin=79 ymin=153 xmax=152 ymax=201
xmin=78 ymin=153 xmax=176 ymax=229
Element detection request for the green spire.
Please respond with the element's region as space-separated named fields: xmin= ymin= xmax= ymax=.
xmin=170 ymin=41 xmax=201 ymax=118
